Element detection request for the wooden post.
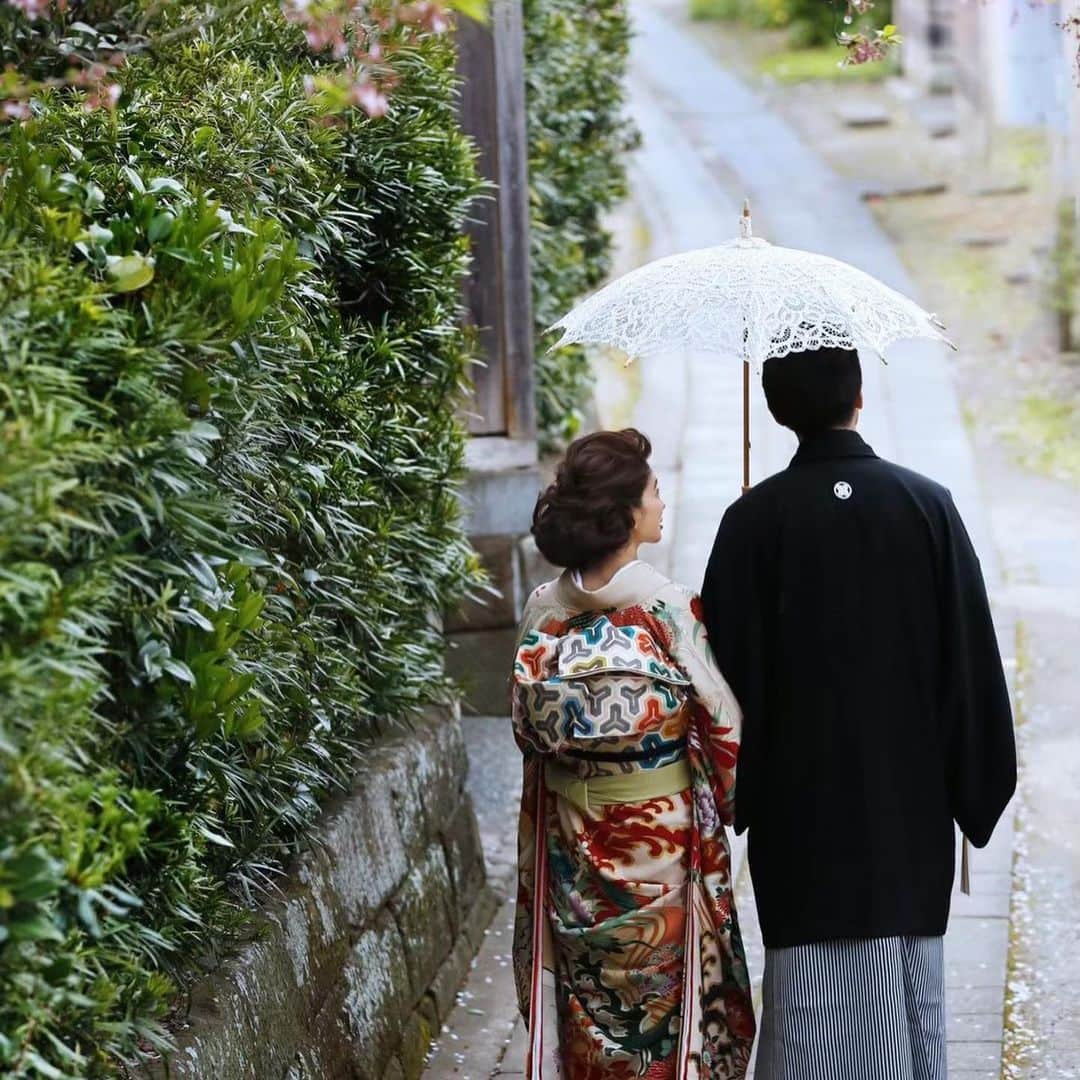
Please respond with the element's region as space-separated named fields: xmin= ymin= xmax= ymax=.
xmin=456 ymin=0 xmax=536 ymax=444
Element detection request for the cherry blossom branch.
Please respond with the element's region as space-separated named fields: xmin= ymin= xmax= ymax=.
xmin=835 ymin=0 xmax=902 ymax=67
xmin=1 ymin=0 xmax=483 ymax=121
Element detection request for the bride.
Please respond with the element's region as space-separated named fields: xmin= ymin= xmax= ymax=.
xmin=510 ymin=428 xmax=754 ymax=1079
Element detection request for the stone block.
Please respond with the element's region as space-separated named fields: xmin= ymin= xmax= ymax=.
xmin=286 ymin=1037 xmax=351 ymax=1080
xmin=342 ymin=910 xmax=412 ymax=1080
xmin=944 ymin=917 xmax=1008 ymax=988
xmin=159 ymin=914 xmax=306 ymax=1079
xmin=303 ymin=976 xmax=358 ymax=1079
xmin=404 ymin=708 xmax=468 ymax=846
xmin=446 ymin=534 xmax=523 ymax=633
xmin=463 ymin=884 xmax=500 ymax=958
xmin=834 ymin=101 xmax=891 ymax=128
xmin=270 ymin=881 xmax=350 ymax=1021
xmin=501 ymin=1018 xmax=528 ymax=1076
xmin=946 ymin=985 xmax=1004 ymax=1014
xmin=294 ymin=842 xmax=348 ymax=949
xmin=388 ymin=843 xmax=456 ymax=1006
xmin=445 ymin=627 xmax=518 ymax=715
xmin=460 ymin=465 xmax=543 ymax=536
xmin=320 ymin=765 xmax=408 ymax=929
xmin=860 ymin=175 xmax=950 ymax=199
xmin=441 ymin=791 xmax=487 ymax=919
xmin=360 ymin=709 xmax=468 ymax=861
xmin=417 ymin=992 xmax=439 ymax=1034
xmin=949 ymin=1012 xmax=1006 ymax=1041
xmin=517 ymin=534 xmax=557 ymax=597
xmin=397 ymin=1008 xmax=437 ymax=1080
xmin=427 ymin=930 xmax=474 ymax=1024
xmin=360 ymin=712 xmax=462 ymax=863
xmin=946 ymin=1042 xmax=1002 ymax=1071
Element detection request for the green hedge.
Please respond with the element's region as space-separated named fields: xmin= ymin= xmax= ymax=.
xmin=0 ymin=6 xmax=482 ymax=1075
xmin=523 ymin=0 xmax=638 ymax=449
xmin=690 ymin=0 xmax=892 ymax=49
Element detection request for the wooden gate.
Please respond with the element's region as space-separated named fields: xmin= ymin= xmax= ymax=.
xmin=456 ymin=0 xmax=537 ymax=452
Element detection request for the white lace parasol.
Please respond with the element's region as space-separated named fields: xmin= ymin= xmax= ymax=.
xmin=548 ymin=203 xmax=954 ymax=368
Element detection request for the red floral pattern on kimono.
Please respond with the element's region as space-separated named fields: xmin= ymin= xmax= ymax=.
xmin=511 ymin=562 xmax=754 ymax=1079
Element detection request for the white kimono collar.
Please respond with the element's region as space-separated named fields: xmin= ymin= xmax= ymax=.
xmin=555 ymin=559 xmax=670 ymax=612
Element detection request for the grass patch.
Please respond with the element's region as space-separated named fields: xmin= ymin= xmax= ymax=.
xmin=1001 ymin=619 xmax=1041 ymax=1079
xmin=994 ymin=127 xmax=1051 ymax=187
xmin=1006 ymin=396 xmax=1080 ymax=482
xmin=759 ymin=46 xmax=898 ymax=83
xmin=689 ymin=0 xmax=741 ymax=18
xmin=931 ymin=249 xmax=1001 ymax=320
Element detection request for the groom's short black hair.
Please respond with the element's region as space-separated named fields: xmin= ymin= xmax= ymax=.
xmin=762 ymin=346 xmax=862 ymax=437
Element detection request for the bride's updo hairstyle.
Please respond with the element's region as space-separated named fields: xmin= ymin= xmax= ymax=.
xmin=531 ymin=428 xmax=652 ymax=571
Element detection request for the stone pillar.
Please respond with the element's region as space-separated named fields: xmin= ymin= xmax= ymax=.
xmin=896 ymin=0 xmax=955 ymax=95
xmin=1061 ymin=3 xmax=1080 ymax=206
xmin=445 ymin=440 xmax=550 ymax=716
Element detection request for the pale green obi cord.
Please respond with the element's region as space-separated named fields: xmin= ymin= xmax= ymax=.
xmin=543 ymin=758 xmax=691 ymax=812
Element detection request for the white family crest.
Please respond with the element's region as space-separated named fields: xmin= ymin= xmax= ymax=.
xmin=834 ymin=481 xmax=853 ymax=500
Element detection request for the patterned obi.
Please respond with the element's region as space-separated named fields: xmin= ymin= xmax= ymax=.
xmin=512 ymin=613 xmax=692 ymax=780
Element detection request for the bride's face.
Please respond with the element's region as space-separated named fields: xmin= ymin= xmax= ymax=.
xmin=633 ymin=470 xmax=665 ymax=545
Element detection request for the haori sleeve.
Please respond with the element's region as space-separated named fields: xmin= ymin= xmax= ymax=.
xmin=668 ymin=588 xmax=742 ymax=825
xmin=701 ymin=500 xmax=762 ymax=835
xmin=938 ymin=493 xmax=1017 ymax=847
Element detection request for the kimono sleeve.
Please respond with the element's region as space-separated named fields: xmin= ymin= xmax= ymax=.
xmin=938 ymin=494 xmax=1017 ymax=847
xmin=668 ymin=588 xmax=742 ymax=826
xmin=510 ymin=587 xmax=550 ymax=757
xmin=510 ymin=587 xmax=547 ymax=1019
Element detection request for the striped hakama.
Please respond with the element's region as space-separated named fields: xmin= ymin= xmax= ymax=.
xmin=755 ymin=936 xmax=946 ymax=1080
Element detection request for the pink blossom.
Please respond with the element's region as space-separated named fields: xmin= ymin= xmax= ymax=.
xmin=10 ymin=0 xmax=51 ymax=18
xmin=351 ymin=79 xmax=389 ymax=117
xmin=842 ymin=31 xmax=887 ymax=66
xmin=2 ymin=100 xmax=31 ymax=121
xmin=399 ymin=0 xmax=449 ymax=32
xmin=83 ymin=82 xmax=121 ymax=112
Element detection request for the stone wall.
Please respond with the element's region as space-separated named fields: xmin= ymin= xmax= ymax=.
xmin=147 ymin=706 xmax=495 ymax=1080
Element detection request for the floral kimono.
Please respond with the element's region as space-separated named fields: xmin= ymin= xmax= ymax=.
xmin=511 ymin=560 xmax=755 ymax=1080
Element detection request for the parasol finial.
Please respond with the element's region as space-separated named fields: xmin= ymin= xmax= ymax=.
xmin=740 ymin=199 xmax=753 ymax=240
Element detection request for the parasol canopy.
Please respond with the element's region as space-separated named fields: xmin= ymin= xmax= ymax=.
xmin=548 ymin=202 xmax=955 ymax=490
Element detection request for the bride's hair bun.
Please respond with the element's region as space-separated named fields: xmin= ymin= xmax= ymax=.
xmin=531 ymin=428 xmax=652 ymax=571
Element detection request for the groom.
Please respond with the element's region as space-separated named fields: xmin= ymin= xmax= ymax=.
xmin=700 ymin=346 xmax=1016 ymax=1079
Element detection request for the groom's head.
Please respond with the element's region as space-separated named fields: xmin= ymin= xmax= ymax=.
xmin=762 ymin=346 xmax=863 ymax=439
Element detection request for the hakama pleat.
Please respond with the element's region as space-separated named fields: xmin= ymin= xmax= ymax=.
xmin=754 ymin=936 xmax=946 ymax=1080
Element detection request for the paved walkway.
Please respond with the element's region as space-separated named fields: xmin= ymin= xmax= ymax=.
xmin=426 ymin=3 xmax=1015 ymax=1075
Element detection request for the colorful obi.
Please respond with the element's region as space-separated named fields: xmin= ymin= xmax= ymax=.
xmin=512 ymin=613 xmax=691 ymax=776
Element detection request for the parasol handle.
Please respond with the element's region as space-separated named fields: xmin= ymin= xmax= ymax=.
xmin=742 ymin=359 xmax=751 ymax=494
xmin=741 ymin=199 xmax=752 ymax=494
